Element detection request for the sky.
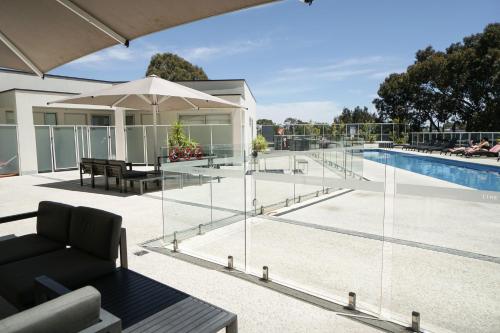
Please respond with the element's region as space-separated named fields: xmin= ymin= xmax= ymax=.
xmin=50 ymin=0 xmax=500 ymax=124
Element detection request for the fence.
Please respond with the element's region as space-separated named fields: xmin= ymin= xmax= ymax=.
xmin=409 ymin=131 xmax=500 ymax=145
xmin=35 ymin=125 xmax=116 ymax=172
xmin=258 ymin=123 xmax=408 ymax=144
xmin=125 ymin=124 xmax=234 ymax=165
xmin=146 ymin=143 xmax=500 ymax=333
xmin=32 ymin=124 xmax=235 ymax=172
xmin=0 ymin=125 xmax=19 ymax=176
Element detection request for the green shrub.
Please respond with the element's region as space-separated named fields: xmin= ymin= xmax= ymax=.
xmin=252 ymin=135 xmax=268 ymax=152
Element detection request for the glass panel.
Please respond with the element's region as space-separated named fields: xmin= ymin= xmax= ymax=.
xmin=110 ymin=127 xmax=116 ymax=160
xmin=391 ymin=152 xmax=500 ymax=332
xmin=0 ymin=125 xmax=19 ymax=176
xmin=211 ymin=125 xmax=233 ymax=157
xmin=146 ymin=125 xmax=169 ymax=166
xmin=126 ymin=126 xmax=145 ymax=164
xmin=90 ymin=127 xmax=109 ymax=159
xmin=186 ymin=125 xmax=211 ymax=154
xmin=206 ymin=114 xmax=231 ymax=124
xmin=44 ymin=113 xmax=57 ymax=125
xmin=53 ymin=126 xmax=76 ymax=169
xmin=179 ymin=115 xmax=205 ymax=124
xmin=76 ymin=126 xmax=87 ymax=160
xmin=35 ymin=126 xmax=52 ymax=172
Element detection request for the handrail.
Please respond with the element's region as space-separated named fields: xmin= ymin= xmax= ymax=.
xmin=0 ymin=211 xmax=37 ymax=224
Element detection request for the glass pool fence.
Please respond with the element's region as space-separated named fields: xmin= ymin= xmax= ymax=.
xmin=145 ymin=143 xmax=500 ymax=333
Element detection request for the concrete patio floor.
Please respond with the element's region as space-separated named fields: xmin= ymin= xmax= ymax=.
xmin=0 ymin=170 xmax=383 ymax=333
xmin=1 ymin=149 xmax=499 ymax=332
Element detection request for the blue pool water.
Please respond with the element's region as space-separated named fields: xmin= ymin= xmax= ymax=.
xmin=363 ymin=150 xmax=500 ymax=192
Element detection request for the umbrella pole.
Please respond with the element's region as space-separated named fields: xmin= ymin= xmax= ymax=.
xmin=153 ymin=104 xmax=159 ymax=171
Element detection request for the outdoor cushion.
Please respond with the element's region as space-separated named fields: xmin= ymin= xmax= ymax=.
xmin=123 ymin=170 xmax=148 ymax=178
xmin=0 ymin=234 xmax=64 ymax=266
xmin=36 ymin=201 xmax=73 ymax=244
xmin=0 ymin=296 xmax=18 ymax=321
xmin=0 ymin=248 xmax=115 ymax=309
xmin=489 ymin=144 xmax=500 ymax=153
xmin=69 ymin=206 xmax=122 ymax=260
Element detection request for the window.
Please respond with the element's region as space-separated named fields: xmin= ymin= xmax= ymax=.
xmin=5 ymin=111 xmax=15 ymax=124
xmin=125 ymin=115 xmax=135 ymax=125
xmin=91 ymin=115 xmax=110 ymax=126
xmin=179 ymin=114 xmax=231 ymax=125
xmin=44 ymin=113 xmax=57 ymax=125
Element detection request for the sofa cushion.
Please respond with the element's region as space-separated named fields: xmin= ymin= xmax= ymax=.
xmin=37 ymin=201 xmax=73 ymax=244
xmin=0 ymin=296 xmax=18 ymax=321
xmin=0 ymin=248 xmax=115 ymax=309
xmin=0 ymin=234 xmax=64 ymax=266
xmin=69 ymin=207 xmax=122 ymax=260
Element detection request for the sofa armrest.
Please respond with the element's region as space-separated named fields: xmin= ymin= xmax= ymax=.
xmin=34 ymin=276 xmax=71 ymax=304
xmin=0 ymin=212 xmax=37 ymax=225
xmin=0 ymin=286 xmax=121 ymax=333
xmin=119 ymin=228 xmax=128 ymax=269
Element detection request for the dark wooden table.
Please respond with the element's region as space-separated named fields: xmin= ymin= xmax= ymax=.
xmin=87 ymin=268 xmax=237 ymax=333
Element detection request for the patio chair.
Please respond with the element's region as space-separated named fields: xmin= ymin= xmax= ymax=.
xmin=464 ymin=144 xmax=500 ymax=158
xmin=0 ymin=202 xmax=238 ymax=333
xmin=0 ymin=203 xmax=123 ymax=310
xmin=105 ymin=160 xmax=148 ymax=193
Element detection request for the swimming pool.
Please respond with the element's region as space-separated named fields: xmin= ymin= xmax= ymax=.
xmin=363 ymin=150 xmax=500 ymax=192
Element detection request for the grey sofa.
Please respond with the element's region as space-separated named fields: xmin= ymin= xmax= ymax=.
xmin=0 ymin=285 xmax=120 ymax=333
xmin=0 ymin=201 xmax=123 ymax=310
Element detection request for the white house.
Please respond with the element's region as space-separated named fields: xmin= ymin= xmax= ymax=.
xmin=0 ymin=69 xmax=256 ymax=175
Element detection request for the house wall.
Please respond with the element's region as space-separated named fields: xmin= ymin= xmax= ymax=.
xmin=0 ymin=70 xmax=257 ymax=174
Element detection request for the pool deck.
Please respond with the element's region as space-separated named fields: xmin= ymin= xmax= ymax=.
xmin=1 ymin=150 xmax=499 ymax=332
xmin=0 ymin=170 xmax=382 ymax=333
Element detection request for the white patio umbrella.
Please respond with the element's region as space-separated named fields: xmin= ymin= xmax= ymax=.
xmin=49 ymin=75 xmax=244 ymax=166
xmin=0 ymin=0 xmax=278 ymax=77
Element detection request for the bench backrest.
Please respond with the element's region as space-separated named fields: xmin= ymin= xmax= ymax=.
xmin=92 ymin=159 xmax=108 ymax=175
xmin=80 ymin=158 xmax=94 ymax=174
xmin=106 ymin=160 xmax=127 ymax=178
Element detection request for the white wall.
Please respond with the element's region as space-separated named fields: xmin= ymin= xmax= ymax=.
xmin=0 ymin=71 xmax=257 ymax=174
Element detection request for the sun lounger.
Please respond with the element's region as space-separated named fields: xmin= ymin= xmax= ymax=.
xmin=464 ymin=144 xmax=500 ymax=158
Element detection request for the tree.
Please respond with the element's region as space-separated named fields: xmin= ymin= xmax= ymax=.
xmin=146 ymin=53 xmax=208 ymax=81
xmin=333 ymin=106 xmax=378 ymax=124
xmin=257 ymin=119 xmax=275 ymax=125
xmin=373 ymin=23 xmax=500 ymax=132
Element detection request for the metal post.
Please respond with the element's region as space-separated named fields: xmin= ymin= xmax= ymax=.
xmin=227 ymin=256 xmax=234 ymax=270
xmin=198 ymin=224 xmax=203 ymax=235
xmin=152 ymin=99 xmax=159 ymax=171
xmin=261 ymin=266 xmax=269 ymax=281
xmin=411 ymin=311 xmax=420 ymax=332
xmin=347 ymin=292 xmax=356 ymax=310
xmin=172 ymin=232 xmax=178 ymax=252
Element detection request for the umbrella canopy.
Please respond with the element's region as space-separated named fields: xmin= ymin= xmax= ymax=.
xmin=49 ymin=75 xmax=243 ymax=167
xmin=0 ymin=0 xmax=278 ymax=77
xmin=49 ymin=75 xmax=243 ymax=111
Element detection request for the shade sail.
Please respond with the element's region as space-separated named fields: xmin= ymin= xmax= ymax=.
xmin=49 ymin=75 xmax=243 ymax=111
xmin=0 ymin=0 xmax=278 ymax=76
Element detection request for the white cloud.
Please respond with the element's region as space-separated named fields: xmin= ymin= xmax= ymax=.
xmin=257 ymin=100 xmax=341 ymax=123
xmin=369 ymin=69 xmax=404 ymax=79
xmin=69 ymin=42 xmax=160 ymax=67
xmin=179 ymin=39 xmax=269 ymax=62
